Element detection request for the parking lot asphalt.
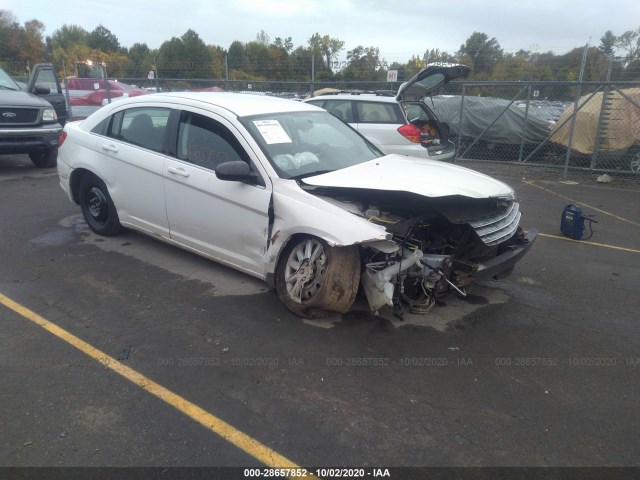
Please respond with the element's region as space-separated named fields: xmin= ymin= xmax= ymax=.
xmin=1 ymin=154 xmax=639 ymax=471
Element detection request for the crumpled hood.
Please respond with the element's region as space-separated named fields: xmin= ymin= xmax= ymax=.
xmin=302 ymin=155 xmax=514 ymax=199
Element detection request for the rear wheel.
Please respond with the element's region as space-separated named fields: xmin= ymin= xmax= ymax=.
xmin=276 ymin=237 xmax=360 ymax=318
xmin=29 ymin=147 xmax=58 ymax=168
xmin=79 ymin=175 xmax=122 ymax=236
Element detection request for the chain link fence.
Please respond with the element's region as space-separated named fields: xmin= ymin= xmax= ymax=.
xmin=2 ymin=56 xmax=638 ymax=180
xmin=433 ymin=81 xmax=640 ymax=178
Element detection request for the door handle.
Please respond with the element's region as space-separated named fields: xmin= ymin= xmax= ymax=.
xmin=101 ymin=144 xmax=119 ymax=153
xmin=167 ymin=166 xmax=190 ymax=178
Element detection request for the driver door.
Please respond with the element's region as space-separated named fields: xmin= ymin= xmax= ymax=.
xmin=163 ymin=110 xmax=272 ymax=278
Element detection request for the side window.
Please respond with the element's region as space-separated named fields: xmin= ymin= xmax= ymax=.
xmin=323 ymin=100 xmax=354 ymax=123
xmin=403 ymin=103 xmax=433 ymax=122
xmin=176 ymin=111 xmax=248 ymax=171
xmin=34 ymin=69 xmax=61 ymax=94
xmin=107 ymin=107 xmax=170 ymax=153
xmin=91 ymin=117 xmax=109 ymax=135
xmin=357 ymin=102 xmax=403 ymax=124
xmin=305 ymin=100 xmax=325 ymax=108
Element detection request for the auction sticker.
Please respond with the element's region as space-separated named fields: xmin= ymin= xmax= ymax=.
xmin=253 ymin=120 xmax=292 ymax=144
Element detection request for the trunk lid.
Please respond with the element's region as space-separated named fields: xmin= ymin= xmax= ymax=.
xmin=396 ymin=63 xmax=470 ymax=102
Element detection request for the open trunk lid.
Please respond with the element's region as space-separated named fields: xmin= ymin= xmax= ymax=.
xmin=396 ymin=63 xmax=470 ymax=102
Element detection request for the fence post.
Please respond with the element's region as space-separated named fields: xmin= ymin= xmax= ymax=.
xmin=310 ymin=53 xmax=315 ymax=97
xmin=62 ymin=59 xmax=72 ymax=121
xmin=590 ymin=55 xmax=613 ymax=169
xmin=104 ymin=62 xmax=111 ymax=104
xmin=519 ymin=84 xmax=533 ymax=162
xmin=224 ymin=54 xmax=229 ymax=91
xmin=455 ymin=83 xmax=466 ymax=162
xmin=562 ymin=43 xmax=589 ymax=181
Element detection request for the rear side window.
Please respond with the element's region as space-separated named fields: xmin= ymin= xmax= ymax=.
xmin=356 ymin=102 xmax=403 ymax=124
xmin=323 ymin=100 xmax=354 ymax=123
xmin=107 ymin=107 xmax=170 ymax=153
xmin=404 ymin=103 xmax=436 ymax=123
xmin=176 ymin=111 xmax=248 ymax=171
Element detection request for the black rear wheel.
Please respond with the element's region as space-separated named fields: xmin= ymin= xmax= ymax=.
xmin=79 ymin=175 xmax=122 ymax=236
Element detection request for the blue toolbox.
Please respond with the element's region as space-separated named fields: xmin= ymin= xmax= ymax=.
xmin=560 ymin=204 xmax=597 ymax=240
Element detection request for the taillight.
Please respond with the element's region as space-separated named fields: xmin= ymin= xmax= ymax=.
xmin=397 ymin=124 xmax=421 ymax=143
xmin=58 ymin=131 xmax=67 ymax=148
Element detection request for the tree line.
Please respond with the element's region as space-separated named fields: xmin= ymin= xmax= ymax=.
xmin=1 ymin=9 xmax=639 ymax=83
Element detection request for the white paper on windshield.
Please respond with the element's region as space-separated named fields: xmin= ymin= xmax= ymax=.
xmin=253 ymin=120 xmax=292 ymax=144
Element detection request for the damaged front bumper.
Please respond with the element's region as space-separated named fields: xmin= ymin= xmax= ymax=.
xmin=475 ymin=229 xmax=538 ymax=281
xmin=361 ymin=228 xmax=538 ymax=313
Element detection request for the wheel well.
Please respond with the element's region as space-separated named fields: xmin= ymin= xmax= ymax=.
xmin=69 ymin=168 xmax=96 ymax=204
xmin=268 ymin=232 xmax=363 ymax=289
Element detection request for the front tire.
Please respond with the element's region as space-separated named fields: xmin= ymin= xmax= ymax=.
xmin=79 ymin=175 xmax=122 ymax=236
xmin=276 ymin=237 xmax=360 ymax=318
xmin=29 ymin=147 xmax=58 ymax=168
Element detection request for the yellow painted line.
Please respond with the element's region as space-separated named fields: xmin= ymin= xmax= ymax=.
xmin=522 ymin=180 xmax=640 ymax=228
xmin=0 ymin=293 xmax=313 ymax=479
xmin=539 ymin=233 xmax=640 ymax=254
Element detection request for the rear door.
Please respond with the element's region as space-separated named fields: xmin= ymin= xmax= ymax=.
xmin=95 ymin=106 xmax=171 ymax=236
xmin=163 ymin=109 xmax=271 ymax=277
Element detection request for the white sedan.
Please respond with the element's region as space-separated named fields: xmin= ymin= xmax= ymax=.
xmin=57 ymin=92 xmax=537 ymax=318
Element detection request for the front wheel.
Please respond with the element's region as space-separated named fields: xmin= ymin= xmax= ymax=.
xmin=79 ymin=175 xmax=122 ymax=236
xmin=29 ymin=147 xmax=58 ymax=168
xmin=276 ymin=237 xmax=360 ymax=318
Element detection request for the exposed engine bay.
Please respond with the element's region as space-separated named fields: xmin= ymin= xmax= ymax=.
xmin=309 ymin=187 xmax=529 ymax=315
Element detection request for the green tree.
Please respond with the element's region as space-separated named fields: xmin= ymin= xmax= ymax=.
xmin=272 ymin=37 xmax=293 ymax=54
xmin=207 ymin=45 xmax=226 ymax=78
xmin=50 ymin=24 xmax=90 ymax=51
xmin=615 ymin=28 xmax=640 ymax=66
xmin=21 ymin=19 xmax=47 ymax=63
xmin=289 ymin=45 xmax=313 ymax=81
xmin=88 ymin=25 xmax=121 ymax=53
xmin=341 ymin=45 xmax=383 ymax=80
xmin=599 ymin=30 xmax=616 ymax=55
xmin=255 ymin=30 xmax=270 ymax=46
xmin=0 ymin=10 xmax=20 ymax=59
xmin=123 ymin=42 xmax=151 ymax=78
xmin=457 ymin=31 xmax=503 ymax=78
xmin=308 ymin=33 xmax=345 ymax=72
xmin=157 ymin=29 xmax=215 ymax=78
xmin=227 ymin=40 xmax=246 ymax=75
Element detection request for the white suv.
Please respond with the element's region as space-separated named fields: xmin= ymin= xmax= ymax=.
xmin=305 ymin=63 xmax=469 ymax=161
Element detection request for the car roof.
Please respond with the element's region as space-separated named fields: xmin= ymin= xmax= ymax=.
xmin=308 ymin=93 xmax=397 ymax=103
xmin=114 ymin=92 xmax=322 ymax=117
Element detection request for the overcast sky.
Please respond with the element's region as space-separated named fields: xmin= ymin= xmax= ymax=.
xmin=4 ymin=0 xmax=639 ymax=63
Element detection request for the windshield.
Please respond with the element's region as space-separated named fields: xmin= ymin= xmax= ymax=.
xmin=240 ymin=110 xmax=381 ymax=179
xmin=0 ymin=68 xmax=21 ymax=90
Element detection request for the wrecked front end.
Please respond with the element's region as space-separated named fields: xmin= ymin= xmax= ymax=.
xmin=311 ymin=187 xmax=538 ymax=315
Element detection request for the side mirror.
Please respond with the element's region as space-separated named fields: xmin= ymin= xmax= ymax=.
xmin=215 ymin=161 xmax=255 ymax=182
xmin=34 ymin=85 xmax=51 ymax=95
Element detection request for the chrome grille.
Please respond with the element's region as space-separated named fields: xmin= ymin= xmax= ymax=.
xmin=468 ymin=201 xmax=521 ymax=246
xmin=0 ymin=108 xmax=39 ymax=124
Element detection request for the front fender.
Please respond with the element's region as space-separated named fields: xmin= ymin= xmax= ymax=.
xmin=264 ymin=179 xmax=395 ymax=278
